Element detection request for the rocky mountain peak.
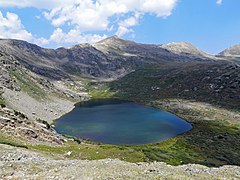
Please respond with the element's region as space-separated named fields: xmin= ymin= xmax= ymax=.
xmin=219 ymin=44 xmax=240 ymax=56
xmin=95 ymin=35 xmax=135 ymax=46
xmin=99 ymin=35 xmax=121 ymax=42
xmin=160 ymin=42 xmax=208 ymax=56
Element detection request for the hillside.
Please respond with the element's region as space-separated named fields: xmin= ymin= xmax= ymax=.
xmin=108 ymin=62 xmax=240 ymax=167
xmin=110 ymin=62 xmax=240 ymax=109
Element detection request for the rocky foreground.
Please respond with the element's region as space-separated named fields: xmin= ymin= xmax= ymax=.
xmin=0 ymin=144 xmax=240 ymax=180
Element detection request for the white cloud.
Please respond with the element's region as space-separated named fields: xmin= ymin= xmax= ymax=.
xmin=43 ymin=0 xmax=177 ymax=31
xmin=49 ymin=28 xmax=107 ymax=45
xmin=0 ymin=11 xmax=33 ymax=41
xmin=116 ymin=13 xmax=142 ymax=37
xmin=0 ymin=11 xmax=49 ymax=46
xmin=140 ymin=0 xmax=177 ymax=17
xmin=216 ymin=0 xmax=223 ymax=5
xmin=0 ymin=0 xmax=178 ymax=46
xmin=116 ymin=26 xmax=133 ymax=37
xmin=34 ymin=37 xmax=49 ymax=46
xmin=0 ymin=10 xmax=107 ymax=46
xmin=0 ymin=0 xmax=75 ymax=10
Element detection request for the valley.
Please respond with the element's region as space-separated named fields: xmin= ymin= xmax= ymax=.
xmin=0 ymin=36 xmax=240 ymax=179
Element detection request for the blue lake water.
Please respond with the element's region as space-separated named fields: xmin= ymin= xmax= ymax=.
xmin=54 ymin=99 xmax=192 ymax=145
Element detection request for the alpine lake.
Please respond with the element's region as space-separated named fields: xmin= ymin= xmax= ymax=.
xmin=54 ymin=99 xmax=192 ymax=145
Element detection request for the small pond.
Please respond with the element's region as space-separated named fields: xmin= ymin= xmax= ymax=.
xmin=54 ymin=99 xmax=192 ymax=145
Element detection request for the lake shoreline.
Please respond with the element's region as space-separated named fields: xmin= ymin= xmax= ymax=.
xmin=54 ymin=98 xmax=192 ymax=145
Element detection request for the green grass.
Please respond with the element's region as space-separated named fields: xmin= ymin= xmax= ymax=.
xmin=0 ymin=131 xmax=145 ymax=163
xmin=0 ymin=97 xmax=6 ymax=108
xmin=132 ymin=137 xmax=206 ymax=165
xmin=85 ymin=83 xmax=115 ymax=99
xmin=10 ymin=70 xmax=47 ymax=100
xmin=30 ymin=142 xmax=145 ymax=162
xmin=0 ymin=133 xmax=28 ymax=149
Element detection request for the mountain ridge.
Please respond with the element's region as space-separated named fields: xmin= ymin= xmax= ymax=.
xmin=0 ymin=36 xmax=219 ymax=80
xmin=1 ymin=36 xmax=240 ymax=56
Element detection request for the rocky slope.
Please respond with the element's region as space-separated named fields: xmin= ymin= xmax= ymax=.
xmin=1 ymin=144 xmax=240 ymax=180
xmin=217 ymin=44 xmax=240 ymax=63
xmin=0 ymin=107 xmax=63 ymax=145
xmin=0 ymin=45 xmax=87 ymax=122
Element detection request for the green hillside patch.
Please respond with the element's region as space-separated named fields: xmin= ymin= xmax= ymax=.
xmin=132 ymin=137 xmax=206 ymax=165
xmin=109 ymin=63 xmax=240 ymax=110
xmin=0 ymin=97 xmax=6 ymax=108
xmin=0 ymin=133 xmax=28 ymax=149
xmin=10 ymin=70 xmax=47 ymax=100
xmin=30 ymin=142 xmax=145 ymax=163
xmin=85 ymin=82 xmax=115 ymax=99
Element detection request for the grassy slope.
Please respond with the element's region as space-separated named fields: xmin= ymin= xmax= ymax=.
xmin=0 ymin=133 xmax=145 ymax=163
xmin=0 ymin=133 xmax=28 ymax=149
xmin=151 ymin=100 xmax=240 ymax=166
xmin=30 ymin=143 xmax=145 ymax=162
xmin=107 ymin=62 xmax=240 ymax=166
xmin=109 ymin=62 xmax=240 ymax=110
xmin=85 ymin=81 xmax=115 ymax=99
